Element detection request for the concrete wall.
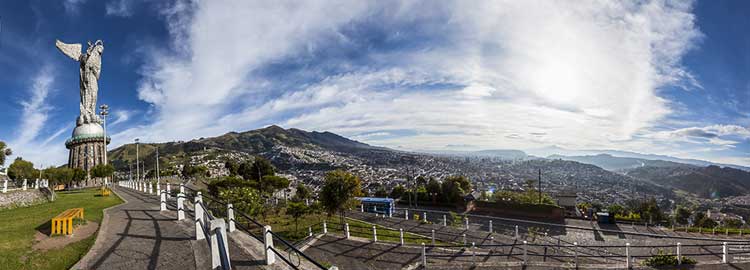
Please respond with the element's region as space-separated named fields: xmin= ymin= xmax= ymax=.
xmin=0 ymin=189 xmax=47 ymax=209
xmin=469 ymin=200 xmax=565 ymax=222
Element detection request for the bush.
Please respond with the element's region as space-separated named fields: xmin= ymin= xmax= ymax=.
xmin=642 ymin=250 xmax=696 ymax=266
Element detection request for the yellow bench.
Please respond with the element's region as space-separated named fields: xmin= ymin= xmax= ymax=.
xmin=51 ymin=208 xmax=84 ymax=235
xmin=100 ymin=187 xmax=111 ymax=196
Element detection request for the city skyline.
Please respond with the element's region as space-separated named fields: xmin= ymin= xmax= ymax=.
xmin=1 ymin=0 xmax=748 ymax=167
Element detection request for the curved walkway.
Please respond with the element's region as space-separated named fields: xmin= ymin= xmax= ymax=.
xmin=73 ymin=187 xmax=199 ymax=269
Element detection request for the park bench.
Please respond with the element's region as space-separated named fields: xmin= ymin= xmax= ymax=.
xmin=51 ymin=208 xmax=84 ymax=235
xmin=100 ymin=187 xmax=111 ymax=196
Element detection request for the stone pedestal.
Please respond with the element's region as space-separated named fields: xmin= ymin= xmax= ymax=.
xmin=65 ymin=123 xmax=110 ymax=179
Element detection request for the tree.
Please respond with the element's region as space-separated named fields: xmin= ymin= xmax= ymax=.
xmin=72 ymin=168 xmax=87 ymax=186
xmin=259 ymin=175 xmax=289 ymax=195
xmin=440 ymin=176 xmax=471 ymax=203
xmin=224 ymin=161 xmax=239 ymax=176
xmin=0 ymin=141 xmax=11 ymax=167
xmin=219 ymin=187 xmax=264 ymax=218
xmin=374 ymin=185 xmax=388 ymax=197
xmin=286 ymin=201 xmax=310 ymax=233
xmin=607 ymin=204 xmax=626 ymax=217
xmin=674 ymin=206 xmax=692 ymax=225
xmin=319 ymin=170 xmax=362 ymax=228
xmin=293 ymin=184 xmax=312 ymax=202
xmin=207 ymin=176 xmax=252 ymax=197
xmin=91 ymin=164 xmax=115 ymax=179
xmin=724 ymin=218 xmax=743 ymax=228
xmin=241 ymin=156 xmax=275 ymax=181
xmin=182 ymin=164 xmax=209 ymax=178
xmin=8 ymin=157 xmax=37 ymax=182
xmin=426 ymin=178 xmax=441 ymax=202
xmin=389 ymin=185 xmax=406 ymax=199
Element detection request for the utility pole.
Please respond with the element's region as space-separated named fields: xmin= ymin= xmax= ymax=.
xmin=135 ymin=138 xmax=140 ymax=182
xmin=156 ymin=147 xmax=160 ymax=187
xmin=538 ymin=168 xmax=542 ymax=204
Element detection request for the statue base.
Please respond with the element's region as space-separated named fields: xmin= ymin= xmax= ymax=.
xmin=65 ymin=123 xmax=110 ymax=185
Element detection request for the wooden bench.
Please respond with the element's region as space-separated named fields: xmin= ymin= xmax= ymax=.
xmin=100 ymin=187 xmax=111 ymax=196
xmin=51 ymin=208 xmax=84 ymax=235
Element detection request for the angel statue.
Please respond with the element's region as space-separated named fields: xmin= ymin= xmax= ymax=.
xmin=56 ymin=39 xmax=104 ymax=126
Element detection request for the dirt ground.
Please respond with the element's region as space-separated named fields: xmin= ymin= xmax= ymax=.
xmin=32 ymin=221 xmax=99 ymax=251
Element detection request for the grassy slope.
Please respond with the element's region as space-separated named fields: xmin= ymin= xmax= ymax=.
xmin=0 ymin=188 xmax=123 ymax=270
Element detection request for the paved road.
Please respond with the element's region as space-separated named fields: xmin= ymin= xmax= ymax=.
xmin=73 ymin=186 xmax=265 ymax=270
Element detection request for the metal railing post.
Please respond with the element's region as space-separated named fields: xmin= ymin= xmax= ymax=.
xmin=677 ymin=242 xmax=681 ymax=265
xmin=515 ymin=225 xmax=519 ymax=239
xmin=443 ymin=215 xmax=447 ymax=226
xmin=465 ymin=217 xmax=469 ymax=230
xmin=422 ymin=243 xmax=427 ymax=268
xmin=373 ymin=226 xmax=378 ymax=242
xmin=323 ymin=221 xmax=327 ymax=234
xmin=166 ymin=182 xmax=171 ymax=198
xmin=423 ymin=212 xmax=427 ymax=222
xmin=523 ymin=240 xmax=528 ymax=265
xmin=195 ymin=194 xmax=205 ymax=240
xmin=626 ymin=243 xmax=630 ymax=268
xmin=227 ymin=204 xmax=236 ymax=232
xmin=489 ymin=220 xmax=493 ymax=233
xmin=463 ymin=233 xmax=467 ymax=246
xmin=405 ymin=209 xmax=409 ymax=220
xmin=431 ymin=229 xmax=435 ymax=245
xmin=309 ymin=226 xmax=313 ymax=237
xmin=345 ymin=223 xmax=350 ymax=239
xmin=399 ymin=228 xmax=404 ymax=245
xmin=160 ymin=190 xmax=167 ymax=211
xmin=574 ymin=242 xmax=579 ymax=268
xmin=263 ymin=225 xmax=275 ymax=265
xmin=490 ymin=236 xmax=494 ymax=245
xmin=210 ymin=219 xmax=230 ymax=269
xmin=723 ymin=242 xmax=728 ymax=263
xmin=180 ymin=183 xmax=185 ymax=194
xmin=177 ymin=193 xmax=185 ymax=220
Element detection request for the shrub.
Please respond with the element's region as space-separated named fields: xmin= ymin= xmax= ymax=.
xmin=642 ymin=249 xmax=696 ymax=266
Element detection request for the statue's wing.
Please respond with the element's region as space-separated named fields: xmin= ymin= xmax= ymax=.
xmin=55 ymin=40 xmax=82 ymax=61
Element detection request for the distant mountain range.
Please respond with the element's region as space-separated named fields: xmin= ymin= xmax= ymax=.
xmin=107 ymin=125 xmax=748 ymax=200
xmin=530 ymin=145 xmax=750 ymax=171
xmin=625 ymin=165 xmax=750 ymax=198
xmin=547 ymin=154 xmax=691 ymax=171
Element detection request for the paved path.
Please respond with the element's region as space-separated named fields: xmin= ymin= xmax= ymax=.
xmin=73 ymin=187 xmax=200 ymax=269
xmin=73 ymin=186 xmax=265 ymax=270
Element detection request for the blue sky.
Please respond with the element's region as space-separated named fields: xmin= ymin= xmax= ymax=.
xmin=0 ymin=0 xmax=748 ymax=167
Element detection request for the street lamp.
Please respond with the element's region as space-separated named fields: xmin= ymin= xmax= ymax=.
xmin=100 ymin=104 xmax=109 ymax=165
xmin=135 ymin=138 xmax=140 ymax=182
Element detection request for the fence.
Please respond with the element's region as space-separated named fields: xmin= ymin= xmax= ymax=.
xmin=118 ymin=179 xmax=332 ymax=270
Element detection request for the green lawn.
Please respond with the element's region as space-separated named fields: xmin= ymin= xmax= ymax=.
xmin=0 ymin=188 xmax=123 ymax=270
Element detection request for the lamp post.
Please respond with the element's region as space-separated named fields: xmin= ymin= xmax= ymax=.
xmin=135 ymin=138 xmax=140 ymax=182
xmin=156 ymin=147 xmax=160 ymax=189
xmin=100 ymin=104 xmax=109 ymax=165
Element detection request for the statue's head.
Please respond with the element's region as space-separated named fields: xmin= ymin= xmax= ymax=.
xmin=86 ymin=40 xmax=104 ymax=55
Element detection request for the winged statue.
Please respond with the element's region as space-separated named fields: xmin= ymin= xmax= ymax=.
xmin=56 ymin=39 xmax=104 ymax=126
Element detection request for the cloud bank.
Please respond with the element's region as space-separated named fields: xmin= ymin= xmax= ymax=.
xmin=110 ymin=0 xmax=747 ymax=165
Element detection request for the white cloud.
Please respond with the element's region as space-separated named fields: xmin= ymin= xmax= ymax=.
xmin=105 ymin=0 xmax=135 ymax=17
xmin=63 ymin=0 xmax=87 ymax=15
xmin=109 ymin=109 xmax=135 ymax=127
xmin=119 ymin=1 xmax=721 ymax=163
xmin=8 ymin=67 xmax=69 ymax=167
xmin=645 ymin=124 xmax=750 ymax=147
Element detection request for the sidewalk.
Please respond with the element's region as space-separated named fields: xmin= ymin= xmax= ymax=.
xmin=73 ymin=187 xmax=199 ymax=269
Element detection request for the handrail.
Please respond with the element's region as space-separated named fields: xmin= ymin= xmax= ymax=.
xmin=183 ymin=184 xmax=329 ymax=269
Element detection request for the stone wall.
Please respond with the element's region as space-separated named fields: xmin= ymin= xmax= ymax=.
xmin=468 ymin=200 xmax=565 ymax=223
xmin=0 ymin=189 xmax=47 ymax=209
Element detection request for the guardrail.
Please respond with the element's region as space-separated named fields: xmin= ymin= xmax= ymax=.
xmin=117 ymin=179 xmax=332 ymax=270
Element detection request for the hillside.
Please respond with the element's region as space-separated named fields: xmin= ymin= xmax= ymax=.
xmin=548 ymin=154 xmax=691 ymax=171
xmin=626 ymin=165 xmax=750 ymax=198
